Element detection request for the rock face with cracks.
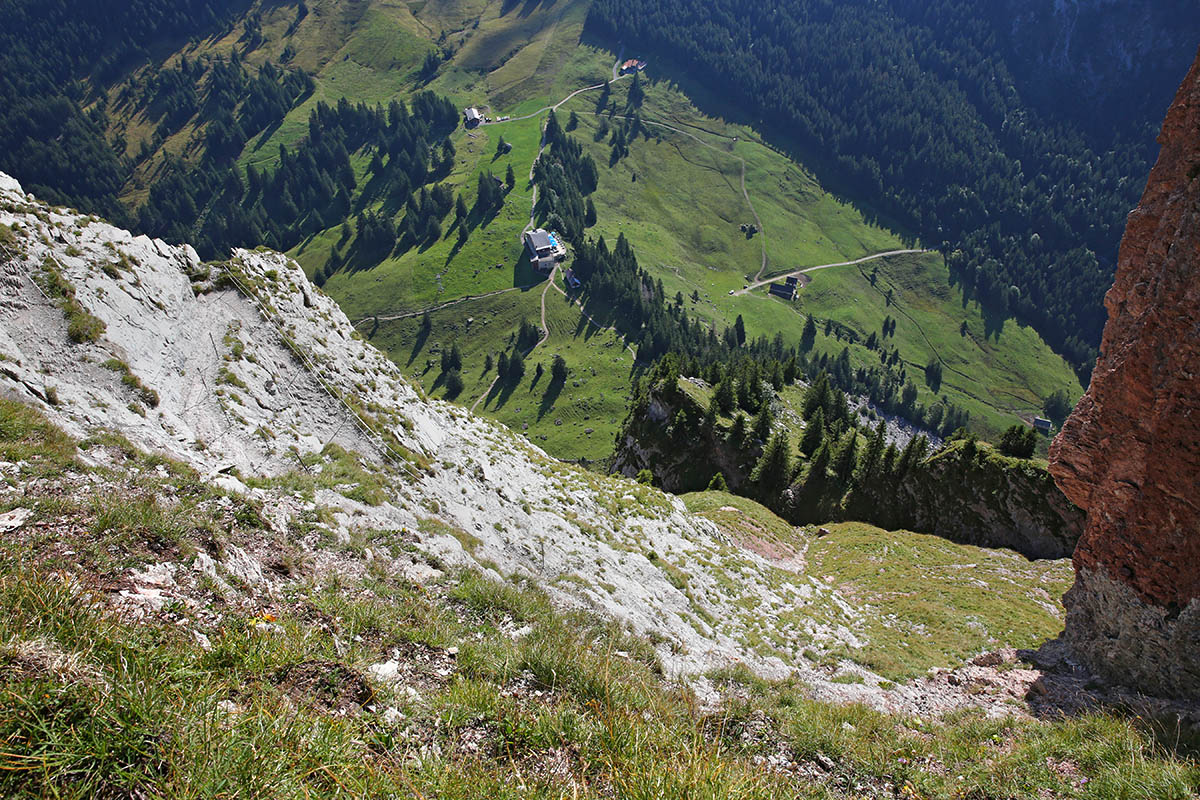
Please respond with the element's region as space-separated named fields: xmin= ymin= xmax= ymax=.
xmin=1049 ymin=47 xmax=1200 ymax=699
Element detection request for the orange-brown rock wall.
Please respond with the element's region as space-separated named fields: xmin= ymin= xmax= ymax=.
xmin=1049 ymin=46 xmax=1200 ymax=698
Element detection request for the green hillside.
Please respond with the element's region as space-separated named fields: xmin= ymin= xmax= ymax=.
xmin=3 ymin=0 xmax=1082 ymax=460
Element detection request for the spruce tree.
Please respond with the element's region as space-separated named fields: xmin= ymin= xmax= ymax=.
xmin=727 ymin=413 xmax=747 ymax=445
xmin=799 ymin=407 xmax=825 ymax=456
xmin=802 ymin=372 xmax=832 ymax=420
xmin=713 ymin=378 xmax=735 ymax=414
xmin=856 ymin=421 xmax=886 ymax=482
xmin=508 ymin=348 xmax=525 ymax=381
xmin=752 ymin=403 xmax=772 ymax=442
xmin=831 ymin=429 xmax=859 ymax=483
xmin=751 ymin=432 xmax=791 ymax=494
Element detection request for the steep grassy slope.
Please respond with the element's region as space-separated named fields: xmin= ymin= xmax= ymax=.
xmin=365 ymin=280 xmax=639 ymax=462
xmin=552 ymin=77 xmax=1082 ymax=440
xmin=2 ymin=400 xmax=1195 ymax=798
xmin=684 ymin=493 xmax=1074 ymax=682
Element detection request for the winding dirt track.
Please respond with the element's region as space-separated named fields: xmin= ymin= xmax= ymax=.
xmin=736 ymin=249 xmax=930 ymax=295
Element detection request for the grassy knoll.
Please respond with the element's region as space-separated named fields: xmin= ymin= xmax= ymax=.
xmin=804 ymin=522 xmax=1074 ymax=681
xmin=684 ymin=491 xmax=1075 ymax=682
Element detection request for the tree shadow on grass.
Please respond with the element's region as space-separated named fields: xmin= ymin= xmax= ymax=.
xmin=406 ymin=326 xmax=431 ymax=367
xmin=537 ymin=377 xmax=565 ymax=421
xmin=482 ymin=376 xmax=520 ymax=411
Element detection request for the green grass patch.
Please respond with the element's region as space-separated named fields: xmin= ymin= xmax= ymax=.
xmin=101 ymin=358 xmax=160 ymax=408
xmin=0 ymin=396 xmax=77 ymax=474
xmin=805 ymin=522 xmax=1075 ymax=681
xmin=39 ymin=259 xmax=105 ymax=344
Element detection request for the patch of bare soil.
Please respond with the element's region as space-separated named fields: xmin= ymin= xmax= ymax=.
xmin=276 ymin=659 xmax=374 ymax=715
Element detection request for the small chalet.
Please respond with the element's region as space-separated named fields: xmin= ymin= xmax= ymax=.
xmin=564 ymin=268 xmax=582 ymax=289
xmin=768 ymin=281 xmax=796 ymax=301
xmin=1033 ymin=417 xmax=1053 ymax=433
xmin=524 ymin=228 xmax=567 ymax=273
xmin=464 ymin=107 xmax=483 ymax=127
xmin=620 ymin=59 xmax=648 ymax=74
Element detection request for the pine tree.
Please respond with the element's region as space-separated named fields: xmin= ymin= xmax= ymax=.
xmin=505 ymin=163 xmax=516 ymax=191
xmin=551 ymin=354 xmax=568 ymax=383
xmin=750 ymin=432 xmax=791 ymax=493
xmin=880 ymin=443 xmax=900 ymax=476
xmin=896 ymin=435 xmax=929 ymax=477
xmin=713 ymin=378 xmax=735 ymax=414
xmin=727 ymin=413 xmax=747 ymax=445
xmin=508 ymin=348 xmax=525 ymax=381
xmin=752 ymin=403 xmax=772 ymax=442
xmin=734 ymin=314 xmax=746 ymax=346
xmin=801 ymin=313 xmax=817 ymax=351
xmin=799 ymin=407 xmax=825 ymax=456
xmin=831 ymin=429 xmax=859 ymax=483
xmin=802 ymin=372 xmax=832 ymax=420
xmin=444 ymin=369 xmax=464 ymax=397
xmin=856 ymin=421 xmax=886 ymax=482
xmin=799 ymin=441 xmax=832 ymax=505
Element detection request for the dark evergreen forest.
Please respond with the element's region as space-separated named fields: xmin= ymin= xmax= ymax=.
xmin=0 ymin=0 xmax=463 ymax=264
xmin=0 ymin=0 xmax=255 ymax=222
xmin=586 ymin=0 xmax=1199 ymax=374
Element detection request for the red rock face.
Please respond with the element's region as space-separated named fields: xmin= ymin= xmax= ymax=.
xmin=1049 ymin=46 xmax=1200 ymax=696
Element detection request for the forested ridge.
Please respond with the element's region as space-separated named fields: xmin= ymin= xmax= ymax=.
xmin=0 ymin=0 xmax=254 ymax=222
xmin=0 ymin=0 xmax=469 ymax=265
xmin=586 ymin=0 xmax=1199 ymax=374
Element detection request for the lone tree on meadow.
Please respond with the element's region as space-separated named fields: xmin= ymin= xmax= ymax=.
xmin=924 ymin=356 xmax=943 ymax=394
xmin=551 ymin=354 xmax=568 ymax=383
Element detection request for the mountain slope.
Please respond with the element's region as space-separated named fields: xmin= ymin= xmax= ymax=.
xmin=0 ymin=172 xmax=1083 ymax=703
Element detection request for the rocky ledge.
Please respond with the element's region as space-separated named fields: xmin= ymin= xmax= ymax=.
xmin=1049 ymin=47 xmax=1200 ymax=699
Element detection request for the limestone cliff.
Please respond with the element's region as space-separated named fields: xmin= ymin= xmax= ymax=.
xmin=1049 ymin=47 xmax=1200 ymax=698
